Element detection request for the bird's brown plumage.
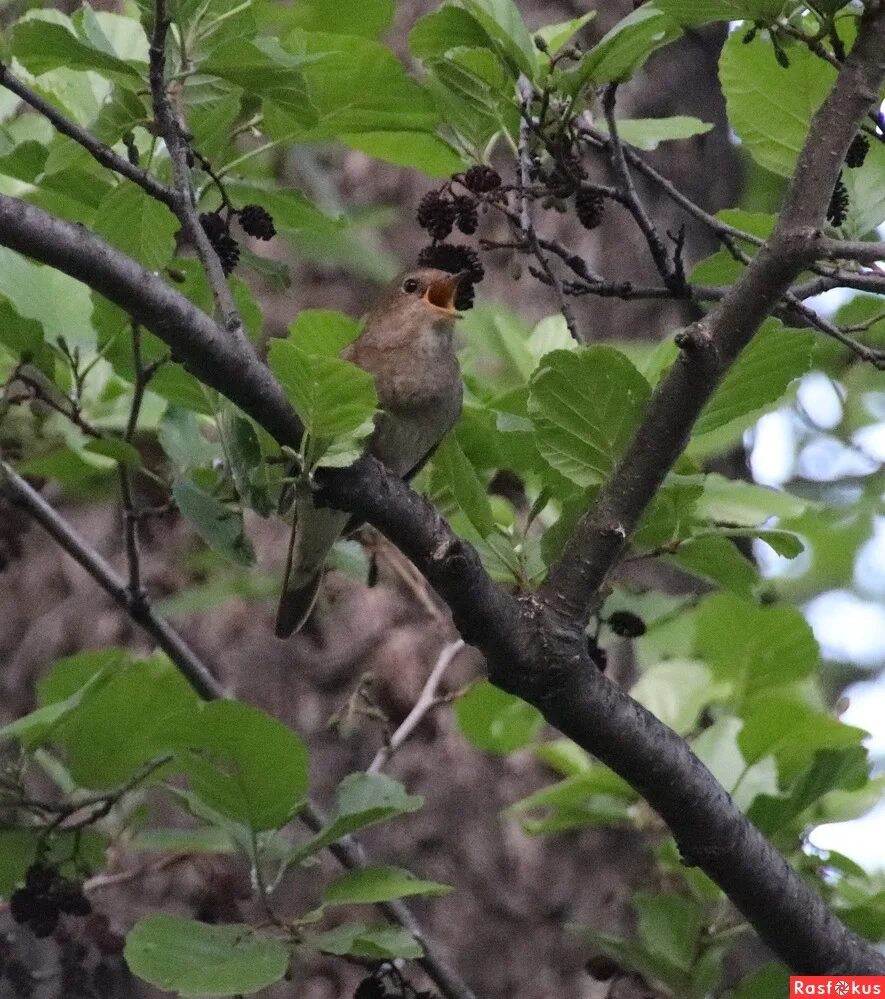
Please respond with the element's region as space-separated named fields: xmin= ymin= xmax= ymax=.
xmin=275 ymin=268 xmax=465 ymax=638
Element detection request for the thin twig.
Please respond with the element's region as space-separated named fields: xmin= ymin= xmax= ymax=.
xmin=148 ymin=0 xmax=245 ymax=337
xmin=514 ymin=76 xmax=582 ymax=341
xmin=369 ymin=639 xmax=465 ymax=774
xmin=581 ymin=123 xmax=765 ymax=248
xmin=0 ymin=65 xmax=178 ymax=210
xmin=811 ymin=238 xmax=885 ymax=264
xmin=300 ymin=800 xmax=477 ymax=999
xmin=602 ymin=86 xmax=682 ymax=293
xmin=118 ymin=322 xmax=157 ymax=601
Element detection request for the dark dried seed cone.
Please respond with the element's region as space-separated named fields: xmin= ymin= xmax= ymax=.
xmin=417 ymin=191 xmax=456 ymax=241
xmin=238 ymin=203 xmax=276 ymax=240
xmin=10 ymin=889 xmax=39 ymax=925
xmin=24 ymin=863 xmax=56 ymax=894
xmin=575 ymin=189 xmax=605 ymax=230
xmin=608 ymin=610 xmax=646 ymax=638
xmin=827 ymin=175 xmax=849 ymax=227
xmin=417 ymin=242 xmax=484 ymax=284
xmin=453 ymin=195 xmax=479 ymax=234
xmin=54 ymin=886 xmax=92 ymax=917
xmin=845 ymin=134 xmax=870 ymax=169
xmin=463 ymin=164 xmax=501 ymax=194
xmin=198 ymin=211 xmax=226 ymax=242
xmin=354 ymin=976 xmax=386 ymax=999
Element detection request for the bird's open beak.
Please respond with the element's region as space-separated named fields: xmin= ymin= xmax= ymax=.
xmin=423 ymin=272 xmax=465 ymax=317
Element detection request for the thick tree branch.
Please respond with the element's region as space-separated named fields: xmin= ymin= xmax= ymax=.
xmin=542 ymin=3 xmax=885 ymax=625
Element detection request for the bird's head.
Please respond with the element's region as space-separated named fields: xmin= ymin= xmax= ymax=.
xmin=383 ymin=267 xmax=466 ymax=327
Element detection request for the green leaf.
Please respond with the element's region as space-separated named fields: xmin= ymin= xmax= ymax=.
xmin=288 ymin=309 xmax=362 ymax=356
xmin=459 ymin=303 xmax=534 ymax=390
xmin=38 ymin=651 xmax=200 ymax=788
xmin=691 ymin=716 xmax=778 ymax=811
xmin=286 ymin=0 xmax=395 ymax=39
xmin=172 ymin=477 xmax=256 ymax=566
xmin=691 ymin=321 xmax=814 ymax=440
xmin=750 ymin=746 xmax=869 ymax=834
xmin=739 ymin=696 xmax=867 ymax=783
xmin=840 ymin=132 xmax=885 ymax=239
xmin=432 ymin=434 xmax=497 ymax=538
xmin=564 ymin=5 xmax=682 ymax=90
xmin=529 ymin=347 xmax=650 ymax=487
xmin=630 ymin=660 xmax=723 ymax=735
xmin=82 ymin=438 xmax=141 ymax=466
xmin=202 ymin=37 xmax=318 ymax=116
xmin=732 ymin=965 xmax=792 ymax=999
xmin=691 ymin=473 xmax=810 ymax=526
xmin=535 ymin=13 xmax=596 ymax=56
xmin=267 ymin=339 xmax=377 ymax=468
xmin=270 ymin=31 xmax=443 ymax=157
xmin=633 ymin=480 xmax=702 ymax=551
xmin=597 ymin=115 xmax=712 ymax=150
xmin=322 ymin=866 xmax=452 ymax=906
xmin=216 ymin=404 xmax=272 ymax=516
xmin=670 ymin=535 xmax=759 ymax=597
xmin=527 ymin=314 xmax=578 ymax=361
xmin=634 ymin=893 xmax=701 ymax=973
xmin=172 ymin=700 xmax=309 ymax=831
xmin=342 ymin=130 xmax=464 ymax=176
xmin=695 ymin=594 xmax=819 ymax=700
xmin=125 ymin=916 xmax=288 ymax=997
xmin=224 ymin=182 xmax=342 ymax=238
xmin=720 ymin=28 xmax=835 ymax=177
xmin=0 ymin=664 xmax=115 ymax=748
xmin=0 ymin=248 xmax=95 ymax=348
xmin=657 ymin=0 xmax=784 ymax=25
xmin=0 ymin=298 xmax=46 ymax=361
xmin=289 ymin=773 xmax=422 ymax=864
xmin=454 ymin=680 xmax=544 ymax=755
xmin=310 ymin=922 xmax=422 ymax=959
xmin=459 ymin=0 xmax=536 ymax=77
xmin=158 ymin=407 xmax=221 ymax=472
xmin=409 ymin=7 xmax=497 ymax=60
xmin=12 ymin=19 xmax=144 ymax=81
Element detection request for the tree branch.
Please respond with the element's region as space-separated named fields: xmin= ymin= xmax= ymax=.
xmin=0 ymin=64 xmax=178 ymax=210
xmin=542 ymin=3 xmax=885 ymax=626
xmin=147 ymin=0 xmax=245 ymax=336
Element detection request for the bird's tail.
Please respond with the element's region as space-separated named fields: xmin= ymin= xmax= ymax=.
xmin=275 ymin=503 xmax=349 ymax=638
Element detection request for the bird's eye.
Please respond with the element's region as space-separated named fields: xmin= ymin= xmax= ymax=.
xmin=402 ymin=278 xmax=420 ymax=294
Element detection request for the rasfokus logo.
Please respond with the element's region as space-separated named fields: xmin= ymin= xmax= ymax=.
xmin=790 ymin=978 xmax=885 ymax=996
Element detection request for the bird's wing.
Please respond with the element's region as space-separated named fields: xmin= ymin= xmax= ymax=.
xmin=275 ymin=499 xmax=349 ymax=638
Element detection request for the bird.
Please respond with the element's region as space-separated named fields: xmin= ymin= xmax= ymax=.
xmin=275 ymin=266 xmax=466 ymax=638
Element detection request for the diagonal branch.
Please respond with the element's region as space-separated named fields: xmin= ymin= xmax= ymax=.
xmin=542 ymin=2 xmax=885 ymax=626
xmin=0 ymin=64 xmax=178 ymax=210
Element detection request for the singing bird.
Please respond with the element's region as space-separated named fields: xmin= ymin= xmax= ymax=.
xmin=275 ymin=267 xmax=466 ymax=638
